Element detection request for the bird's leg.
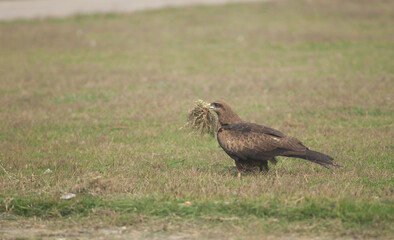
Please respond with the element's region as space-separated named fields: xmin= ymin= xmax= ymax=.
xmin=234 ymin=160 xmax=244 ymax=178
xmin=259 ymin=161 xmax=269 ymax=172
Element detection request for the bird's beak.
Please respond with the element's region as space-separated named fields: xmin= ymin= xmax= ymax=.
xmin=209 ymin=103 xmax=215 ymax=109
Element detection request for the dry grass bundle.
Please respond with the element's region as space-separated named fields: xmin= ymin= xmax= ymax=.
xmin=186 ymin=100 xmax=218 ymax=137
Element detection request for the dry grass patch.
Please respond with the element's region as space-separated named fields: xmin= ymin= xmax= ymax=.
xmin=186 ymin=100 xmax=218 ymax=137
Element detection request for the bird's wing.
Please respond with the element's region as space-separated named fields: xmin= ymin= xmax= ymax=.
xmin=247 ymin=123 xmax=286 ymax=138
xmin=218 ymin=123 xmax=306 ymax=160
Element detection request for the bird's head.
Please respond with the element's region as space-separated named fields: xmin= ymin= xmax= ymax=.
xmin=210 ymin=100 xmax=243 ymax=126
xmin=209 ymin=100 xmax=227 ymax=115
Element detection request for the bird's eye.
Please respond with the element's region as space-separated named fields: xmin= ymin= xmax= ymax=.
xmin=213 ymin=102 xmax=223 ymax=108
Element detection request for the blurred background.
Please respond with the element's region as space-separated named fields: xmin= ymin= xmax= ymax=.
xmin=0 ymin=0 xmax=262 ymax=20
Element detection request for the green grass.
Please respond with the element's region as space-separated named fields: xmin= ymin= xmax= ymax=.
xmin=2 ymin=194 xmax=392 ymax=237
xmin=2 ymin=194 xmax=392 ymax=225
xmin=0 ymin=0 xmax=393 ymax=238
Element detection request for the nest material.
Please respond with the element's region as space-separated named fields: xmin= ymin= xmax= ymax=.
xmin=186 ymin=100 xmax=218 ymax=137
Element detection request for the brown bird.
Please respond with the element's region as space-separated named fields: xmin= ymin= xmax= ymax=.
xmin=209 ymin=100 xmax=340 ymax=174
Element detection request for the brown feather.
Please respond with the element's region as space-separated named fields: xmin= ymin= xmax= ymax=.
xmin=210 ymin=100 xmax=340 ymax=173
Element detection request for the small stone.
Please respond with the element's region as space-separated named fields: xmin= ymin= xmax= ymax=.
xmin=60 ymin=193 xmax=76 ymax=200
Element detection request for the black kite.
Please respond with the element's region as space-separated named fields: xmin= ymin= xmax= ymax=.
xmin=210 ymin=100 xmax=340 ymax=173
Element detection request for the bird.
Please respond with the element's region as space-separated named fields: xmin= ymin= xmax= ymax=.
xmin=209 ymin=100 xmax=340 ymax=175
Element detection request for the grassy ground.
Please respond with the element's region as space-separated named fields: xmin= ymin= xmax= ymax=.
xmin=0 ymin=0 xmax=393 ymax=239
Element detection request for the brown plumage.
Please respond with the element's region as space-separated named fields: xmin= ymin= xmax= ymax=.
xmin=209 ymin=100 xmax=340 ymax=173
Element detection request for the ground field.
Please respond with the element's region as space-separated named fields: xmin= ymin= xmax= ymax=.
xmin=0 ymin=0 xmax=393 ymax=239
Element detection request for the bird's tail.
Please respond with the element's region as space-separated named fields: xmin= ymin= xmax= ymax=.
xmin=288 ymin=149 xmax=340 ymax=169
